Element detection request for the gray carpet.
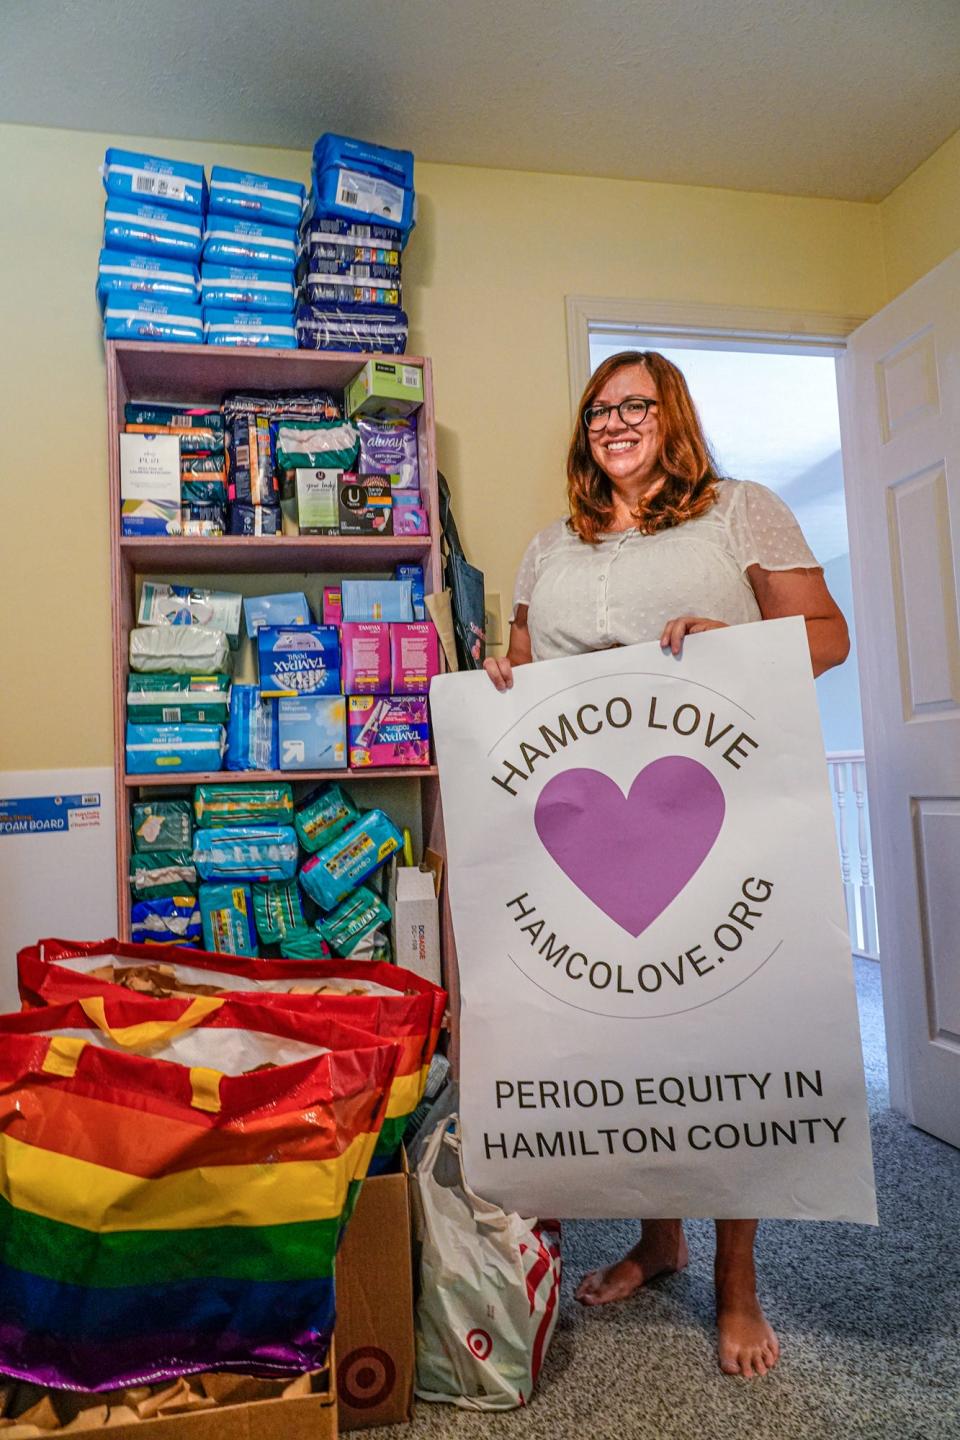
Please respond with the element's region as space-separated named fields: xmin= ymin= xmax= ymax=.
xmin=380 ymin=960 xmax=960 ymax=1440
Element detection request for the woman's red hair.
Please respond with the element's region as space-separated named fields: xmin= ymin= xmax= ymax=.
xmin=567 ymin=350 xmax=721 ymax=542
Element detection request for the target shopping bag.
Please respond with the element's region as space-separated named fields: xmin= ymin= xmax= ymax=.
xmin=413 ymin=1116 xmax=561 ymax=1410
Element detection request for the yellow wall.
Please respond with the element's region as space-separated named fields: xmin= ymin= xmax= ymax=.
xmin=0 ymin=122 xmax=888 ymax=770
xmin=879 ymin=128 xmax=960 ymax=299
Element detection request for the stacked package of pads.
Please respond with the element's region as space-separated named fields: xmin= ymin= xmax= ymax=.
xmin=222 ymin=387 xmax=341 ymax=534
xmin=120 ymin=401 xmax=228 ymax=534
xmin=297 ymin=133 xmax=415 ymax=354
xmin=201 ymin=168 xmax=305 ymax=348
xmin=126 ymin=581 xmax=239 ymax=783
xmin=98 ymin=148 xmax=206 ymax=343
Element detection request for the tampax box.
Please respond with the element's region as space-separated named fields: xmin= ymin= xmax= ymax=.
xmin=119 ymin=432 xmax=181 ymax=535
xmin=278 ymin=696 xmax=347 ymax=770
xmin=341 ymin=623 xmax=390 ymax=694
xmin=345 ymin=359 xmax=424 ymax=418
xmin=339 ymin=475 xmax=393 ymax=535
xmin=348 ymin=696 xmax=430 ymax=767
xmin=258 ymin=626 xmax=341 ymax=698
xmin=390 ymin=622 xmax=439 ymax=694
xmin=295 ymin=469 xmax=340 ymax=534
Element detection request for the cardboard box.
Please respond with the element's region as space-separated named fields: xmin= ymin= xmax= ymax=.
xmin=0 ymin=1352 xmax=337 ymax=1440
xmin=345 ymin=359 xmax=424 ymax=418
xmin=336 ymin=1163 xmax=414 ymax=1431
xmin=389 ymin=864 xmax=442 ymax=985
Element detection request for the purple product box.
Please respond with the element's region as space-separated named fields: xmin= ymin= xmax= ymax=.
xmin=347 ymin=696 xmax=430 ymax=768
xmin=341 ymin=622 xmax=390 ymax=694
xmin=390 ymin=623 xmax=440 ymax=694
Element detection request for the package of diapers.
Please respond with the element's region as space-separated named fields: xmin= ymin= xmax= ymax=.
xmin=304 ymin=240 xmax=401 ymax=276
xmin=194 ymin=782 xmax=294 ymax=828
xmin=208 ymin=166 xmax=305 ymax=229
xmin=103 ymin=197 xmax=204 ymax=262
xmin=311 ymin=134 xmax=415 ymax=241
xmin=131 ymin=895 xmax=202 ymax=946
xmin=125 ymin=722 xmax=226 ymax=775
xmin=274 ymin=418 xmax=360 ymax=471
xmin=202 ymin=216 xmax=300 ymax=271
xmin=294 ymin=782 xmax=359 ymax=855
xmin=295 ymin=302 xmax=408 ymax=355
xmin=252 ymin=880 xmax=307 ymax=947
xmin=193 ymin=825 xmax=299 ymax=883
xmin=131 ymin=798 xmax=193 ymax=853
xmin=200 ymin=264 xmax=297 ymax=313
xmin=127 ymin=673 xmax=230 ymax=725
xmin=299 ymin=808 xmax=403 ymax=910
xmin=203 ymin=308 xmax=298 ymax=348
xmin=226 ymin=685 xmax=279 ymax=771
xmin=97 ymin=249 xmax=200 ymax=308
xmin=102 ymin=148 xmax=207 ymax=213
xmin=301 ymin=210 xmax=407 ymax=248
xmin=103 ymin=296 xmax=203 ymax=344
xmin=129 ymin=625 xmax=231 ymax=675
xmin=303 ymin=274 xmax=401 ymax=308
xmin=199 ymin=882 xmax=257 ymax=956
xmin=129 ymin=850 xmax=198 ymax=899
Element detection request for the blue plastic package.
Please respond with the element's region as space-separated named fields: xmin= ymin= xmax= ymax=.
xmin=202 ymin=216 xmax=300 ymax=271
xmin=96 ymin=249 xmax=199 ymax=308
xmin=258 ymin=625 xmax=341 ymax=698
xmin=203 ymin=309 xmax=298 ymax=348
xmin=103 ymin=297 xmax=203 ymax=345
xmin=101 ymin=148 xmax=207 ymax=214
xmin=311 ymin=134 xmax=415 ymax=241
xmin=208 ymin=167 xmax=305 ymax=229
xmin=226 ymin=685 xmax=279 ymax=771
xmin=295 ymin=303 xmax=408 ymax=355
xmin=340 ymin=579 xmax=413 ymax=623
xmin=199 ymin=882 xmax=257 ymax=955
xmin=193 ymin=826 xmax=299 ymax=883
xmin=243 ymin=592 xmax=312 ymax=636
xmin=131 ymin=895 xmax=202 ymax=946
xmin=103 ymin=198 xmax=204 ymax=262
xmin=200 ymin=264 xmax=297 ymax=313
xmin=395 ymin=564 xmax=426 ymax=620
xmin=125 ymin=722 xmax=225 ymax=775
xmin=228 ymin=504 xmax=283 ymax=535
xmin=299 ymin=809 xmax=403 ymax=910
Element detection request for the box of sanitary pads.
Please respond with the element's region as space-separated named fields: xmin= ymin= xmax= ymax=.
xmin=278 ymin=696 xmax=347 ymax=771
xmin=120 ymin=433 xmax=181 ymax=535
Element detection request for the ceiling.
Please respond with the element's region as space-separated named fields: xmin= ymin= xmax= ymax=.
xmin=4 ymin=0 xmax=960 ymax=202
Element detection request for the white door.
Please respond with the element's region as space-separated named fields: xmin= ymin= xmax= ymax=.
xmin=837 ymin=248 xmax=960 ymax=1147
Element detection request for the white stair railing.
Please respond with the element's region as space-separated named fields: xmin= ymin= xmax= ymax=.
xmin=826 ymin=750 xmax=879 ymax=960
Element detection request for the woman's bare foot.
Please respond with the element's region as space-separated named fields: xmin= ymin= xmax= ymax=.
xmin=575 ymin=1220 xmax=688 ymax=1306
xmin=714 ymin=1219 xmax=780 ymax=1377
xmin=716 ymin=1299 xmax=780 ymax=1378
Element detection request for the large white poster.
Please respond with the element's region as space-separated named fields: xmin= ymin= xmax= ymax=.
xmin=430 ymin=618 xmax=877 ymax=1223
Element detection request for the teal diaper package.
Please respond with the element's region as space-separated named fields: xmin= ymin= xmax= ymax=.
xmin=127 ymin=674 xmax=231 ymax=726
xmin=194 ymin=783 xmax=294 ymax=828
xmin=129 ymin=850 xmax=197 ymax=900
xmin=252 ymin=881 xmax=307 ymax=947
xmin=294 ymin=783 xmax=358 ymax=854
xmin=315 ymin=884 xmax=391 ymax=957
xmin=193 ymin=825 xmax=299 ymax=883
xmin=199 ymin=883 xmax=257 ymax=956
xmin=131 ymin=799 xmax=194 ymax=853
xmin=299 ymin=808 xmax=402 ymax=910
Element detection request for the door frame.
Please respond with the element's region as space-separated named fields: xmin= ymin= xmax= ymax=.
xmin=564 ymin=295 xmax=866 ymax=417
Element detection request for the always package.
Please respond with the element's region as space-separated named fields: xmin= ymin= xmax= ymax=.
xmin=258 ymin=626 xmax=341 ymax=698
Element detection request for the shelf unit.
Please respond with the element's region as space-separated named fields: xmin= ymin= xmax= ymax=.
xmin=106 ymin=340 xmax=449 ymax=967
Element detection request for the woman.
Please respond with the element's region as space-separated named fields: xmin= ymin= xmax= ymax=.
xmin=483 ymin=350 xmax=849 ymax=1379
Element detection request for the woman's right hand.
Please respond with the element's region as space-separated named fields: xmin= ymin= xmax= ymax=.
xmin=483 ymin=656 xmax=514 ymax=691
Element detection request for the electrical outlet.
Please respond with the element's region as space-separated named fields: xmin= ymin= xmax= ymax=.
xmin=484 ymin=593 xmax=503 ymax=646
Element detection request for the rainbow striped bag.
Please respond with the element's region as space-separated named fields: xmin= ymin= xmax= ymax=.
xmin=0 ymin=991 xmax=400 ymax=1391
xmin=20 ymin=938 xmax=446 ymax=1174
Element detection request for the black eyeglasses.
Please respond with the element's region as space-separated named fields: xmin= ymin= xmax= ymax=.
xmin=583 ymin=397 xmax=657 ymax=432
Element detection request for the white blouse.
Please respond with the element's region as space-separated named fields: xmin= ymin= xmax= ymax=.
xmin=512 ymin=479 xmax=820 ymax=662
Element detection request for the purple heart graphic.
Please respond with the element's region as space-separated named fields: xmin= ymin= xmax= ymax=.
xmin=533 ymin=757 xmax=725 ymax=936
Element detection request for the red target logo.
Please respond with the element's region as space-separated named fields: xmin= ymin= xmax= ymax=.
xmin=338 ymin=1346 xmax=396 ymax=1410
xmin=466 ymin=1328 xmax=493 ymax=1361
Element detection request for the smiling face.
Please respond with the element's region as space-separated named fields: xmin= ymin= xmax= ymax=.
xmin=586 ymin=363 xmax=662 ymax=498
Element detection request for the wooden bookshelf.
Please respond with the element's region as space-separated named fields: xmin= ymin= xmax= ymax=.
xmin=107 ymin=340 xmax=451 ymax=1002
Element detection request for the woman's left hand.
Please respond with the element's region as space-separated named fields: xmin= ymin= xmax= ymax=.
xmin=659 ymin=615 xmax=728 ymax=655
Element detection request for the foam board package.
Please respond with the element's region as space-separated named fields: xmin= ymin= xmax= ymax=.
xmin=335 ymin=1158 xmax=415 ymax=1431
